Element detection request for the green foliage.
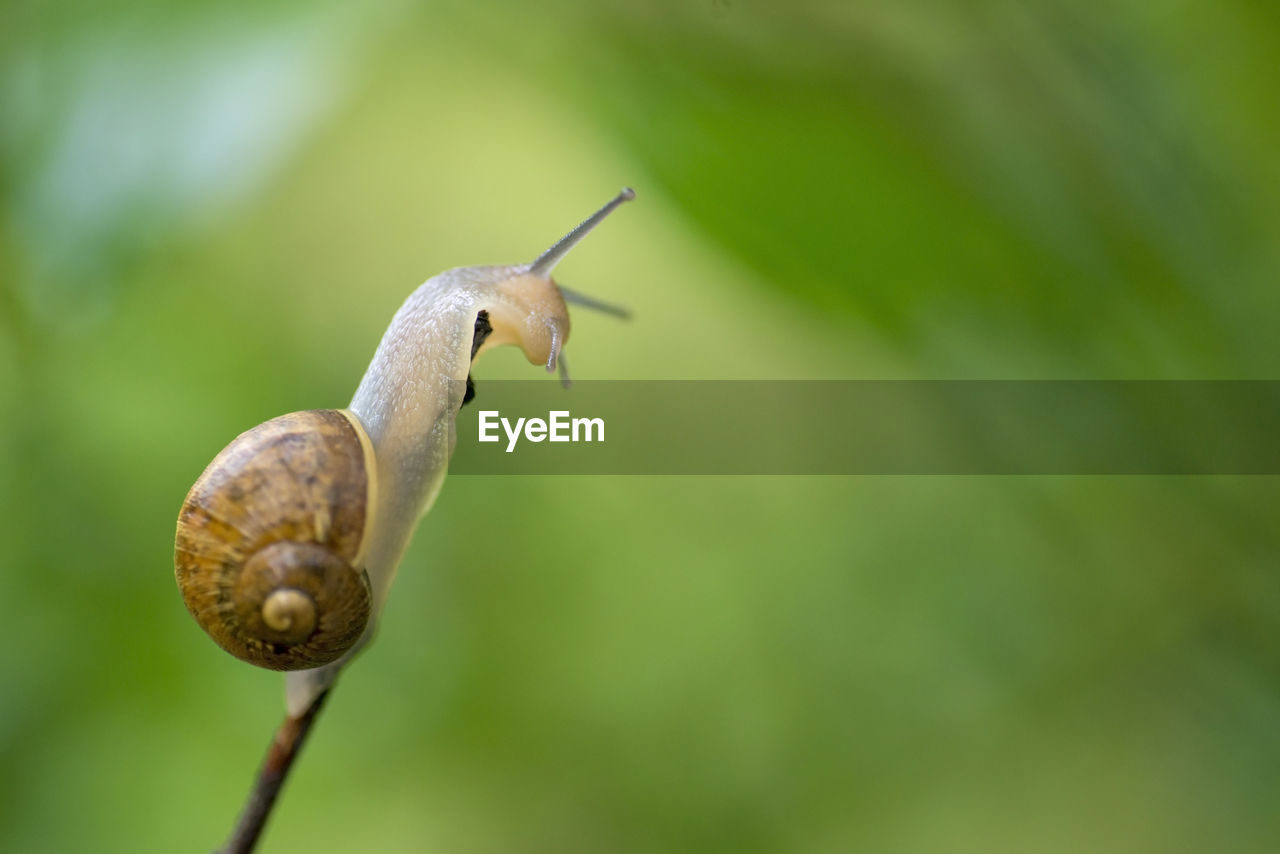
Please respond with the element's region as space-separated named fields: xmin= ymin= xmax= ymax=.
xmin=2 ymin=2 xmax=1279 ymax=851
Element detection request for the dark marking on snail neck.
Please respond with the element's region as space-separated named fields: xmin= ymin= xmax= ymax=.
xmin=463 ymin=310 xmax=494 ymax=407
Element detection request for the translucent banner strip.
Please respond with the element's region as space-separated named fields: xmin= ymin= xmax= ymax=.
xmin=449 ymin=381 xmax=1280 ymax=475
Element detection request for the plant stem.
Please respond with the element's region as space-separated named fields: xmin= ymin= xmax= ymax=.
xmin=218 ymin=688 xmax=332 ymax=854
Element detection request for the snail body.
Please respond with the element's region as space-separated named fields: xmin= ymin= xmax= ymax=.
xmin=174 ymin=189 xmax=634 ymax=710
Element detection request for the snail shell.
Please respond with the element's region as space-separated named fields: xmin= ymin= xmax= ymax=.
xmin=175 ymin=409 xmax=376 ymax=671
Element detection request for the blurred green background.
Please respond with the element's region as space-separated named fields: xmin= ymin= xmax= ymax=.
xmin=3 ymin=1 xmax=1280 ymax=851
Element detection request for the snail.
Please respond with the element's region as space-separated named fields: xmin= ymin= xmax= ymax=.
xmin=175 ymin=188 xmax=634 ymax=713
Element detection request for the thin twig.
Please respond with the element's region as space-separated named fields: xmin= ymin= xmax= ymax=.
xmin=218 ymin=689 xmax=332 ymax=854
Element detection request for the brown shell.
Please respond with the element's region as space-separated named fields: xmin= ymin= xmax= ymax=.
xmin=175 ymin=409 xmax=374 ymax=671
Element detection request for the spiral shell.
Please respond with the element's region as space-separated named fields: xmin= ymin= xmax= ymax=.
xmin=175 ymin=409 xmax=375 ymax=670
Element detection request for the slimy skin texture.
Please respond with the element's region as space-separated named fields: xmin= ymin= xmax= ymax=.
xmin=285 ymin=265 xmax=571 ymax=714
xmin=352 ymin=265 xmax=569 ymax=615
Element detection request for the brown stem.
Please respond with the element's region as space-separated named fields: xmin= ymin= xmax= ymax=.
xmin=218 ymin=689 xmax=332 ymax=854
